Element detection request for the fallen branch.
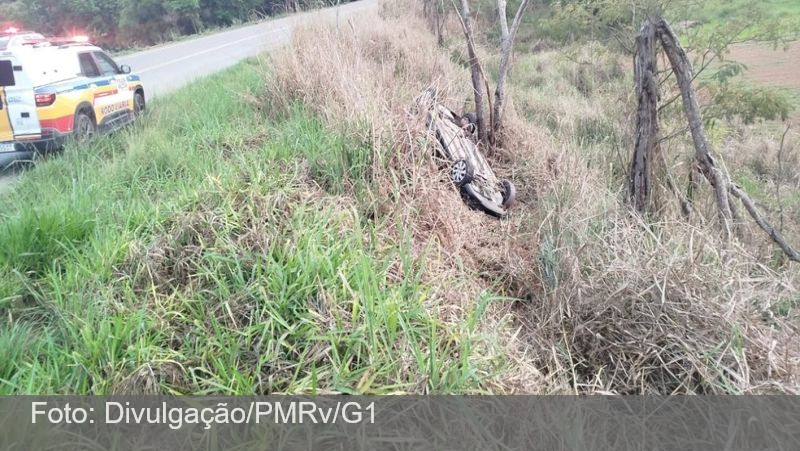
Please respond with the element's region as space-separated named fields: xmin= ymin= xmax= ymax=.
xmin=729 ymin=184 xmax=800 ymax=263
xmin=775 ymin=125 xmax=790 ymax=232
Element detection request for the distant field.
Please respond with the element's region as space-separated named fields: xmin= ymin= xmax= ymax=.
xmin=727 ymin=40 xmax=800 ymax=125
xmin=668 ymin=0 xmax=800 ymax=124
xmin=672 ymin=0 xmax=800 ymax=39
xmin=728 ymin=42 xmax=800 ymax=91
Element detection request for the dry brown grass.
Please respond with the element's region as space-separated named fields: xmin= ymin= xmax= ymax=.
xmin=261 ymin=0 xmax=800 ymax=394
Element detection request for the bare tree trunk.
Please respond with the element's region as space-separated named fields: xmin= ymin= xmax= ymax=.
xmin=437 ymin=10 xmax=444 ymax=46
xmin=455 ymin=0 xmax=488 ymax=144
xmin=629 ymin=20 xmax=659 ymax=214
xmin=647 ymin=17 xmax=800 ymax=262
xmin=491 ymin=0 xmax=530 ymax=142
xmin=437 ymin=0 xmax=446 ymax=46
xmin=656 ymin=19 xmax=734 ymax=238
xmin=284 ymin=0 xmax=299 ymax=13
xmin=423 ymin=0 xmax=446 ymax=46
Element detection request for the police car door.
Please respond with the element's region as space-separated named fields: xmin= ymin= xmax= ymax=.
xmin=0 ymin=52 xmax=41 ymax=151
xmin=91 ymin=51 xmax=133 ymax=128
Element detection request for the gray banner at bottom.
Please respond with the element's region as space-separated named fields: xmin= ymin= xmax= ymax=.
xmin=1 ymin=396 xmax=799 ymax=450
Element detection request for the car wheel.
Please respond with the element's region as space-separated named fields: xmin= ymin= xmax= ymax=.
xmin=450 ymin=159 xmax=474 ymax=187
xmin=462 ymin=184 xmax=507 ymax=219
xmin=501 ymin=180 xmax=517 ymax=208
xmin=134 ymin=91 xmax=145 ymax=117
xmin=74 ymin=111 xmax=96 ymax=142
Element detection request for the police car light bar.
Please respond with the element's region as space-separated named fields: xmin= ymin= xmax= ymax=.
xmin=50 ymin=35 xmax=92 ymax=45
xmin=29 ymin=35 xmax=94 ymax=49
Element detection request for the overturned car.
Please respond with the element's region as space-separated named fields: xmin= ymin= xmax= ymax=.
xmin=417 ymin=89 xmax=516 ymax=218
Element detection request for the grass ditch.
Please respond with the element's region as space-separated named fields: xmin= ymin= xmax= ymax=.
xmin=416 ymin=1 xmax=799 ymax=394
xmin=0 ymin=57 xmax=514 ymax=394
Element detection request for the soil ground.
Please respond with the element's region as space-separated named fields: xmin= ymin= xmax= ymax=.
xmin=729 ymin=40 xmax=800 ymax=125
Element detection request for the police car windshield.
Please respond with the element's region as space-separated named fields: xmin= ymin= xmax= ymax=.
xmin=0 ymin=38 xmax=9 ymax=50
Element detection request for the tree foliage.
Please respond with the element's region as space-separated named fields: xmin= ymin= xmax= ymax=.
xmin=0 ymin=0 xmax=353 ymax=48
xmin=531 ymin=0 xmax=797 ymax=125
xmin=705 ymin=83 xmax=792 ymax=125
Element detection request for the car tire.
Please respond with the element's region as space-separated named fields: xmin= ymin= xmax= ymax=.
xmin=134 ymin=91 xmax=146 ymax=117
xmin=462 ymin=184 xmax=507 ymax=219
xmin=73 ymin=110 xmax=96 ymax=142
xmin=501 ymin=180 xmax=517 ymax=209
xmin=450 ymin=159 xmax=474 ymax=187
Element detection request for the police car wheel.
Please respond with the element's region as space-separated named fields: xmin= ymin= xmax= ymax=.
xmin=74 ymin=111 xmax=96 ymax=142
xmin=134 ymin=92 xmax=145 ymax=117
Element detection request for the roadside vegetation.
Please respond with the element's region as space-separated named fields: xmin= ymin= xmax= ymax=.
xmin=0 ymin=55 xmax=520 ymax=394
xmin=1 ymin=0 xmax=798 ymax=394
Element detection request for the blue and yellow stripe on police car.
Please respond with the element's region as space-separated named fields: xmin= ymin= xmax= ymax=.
xmin=34 ymin=74 xmax=143 ymax=134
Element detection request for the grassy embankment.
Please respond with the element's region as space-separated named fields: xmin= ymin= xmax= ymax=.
xmin=0 ymin=55 xmax=514 ymax=394
xmin=1 ymin=0 xmax=798 ymax=395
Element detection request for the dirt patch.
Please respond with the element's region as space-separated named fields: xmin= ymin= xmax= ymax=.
xmin=729 ymin=41 xmax=800 ymax=90
xmin=113 ymin=362 xmax=187 ymax=395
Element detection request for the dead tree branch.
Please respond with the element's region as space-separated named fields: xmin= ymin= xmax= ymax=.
xmin=630 ymin=19 xmax=660 ymax=214
xmin=423 ymin=0 xmax=447 ymax=46
xmin=775 ymin=125 xmax=790 ymax=232
xmin=730 ymin=184 xmax=800 ymax=263
xmin=656 ymin=18 xmax=734 ymax=238
xmin=657 ymin=126 xmax=690 ymax=144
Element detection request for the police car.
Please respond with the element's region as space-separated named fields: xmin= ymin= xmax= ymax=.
xmin=0 ymin=28 xmax=145 ymax=168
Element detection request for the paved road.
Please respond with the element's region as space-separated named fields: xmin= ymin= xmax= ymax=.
xmin=0 ymin=0 xmax=377 ymax=189
xmin=118 ymin=0 xmax=377 ymax=99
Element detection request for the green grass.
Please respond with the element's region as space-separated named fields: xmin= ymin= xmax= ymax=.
xmin=0 ymin=59 xmax=506 ymax=395
xmin=673 ymin=0 xmax=800 ymax=29
xmin=668 ymin=0 xmax=800 ymax=42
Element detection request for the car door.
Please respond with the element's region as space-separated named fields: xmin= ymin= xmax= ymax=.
xmin=77 ymin=50 xmax=104 ymax=126
xmin=90 ymin=51 xmax=133 ymax=129
xmin=0 ymin=54 xmax=42 ymax=151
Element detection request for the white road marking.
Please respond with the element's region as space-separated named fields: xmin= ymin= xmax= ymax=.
xmin=137 ymin=27 xmax=288 ymax=74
